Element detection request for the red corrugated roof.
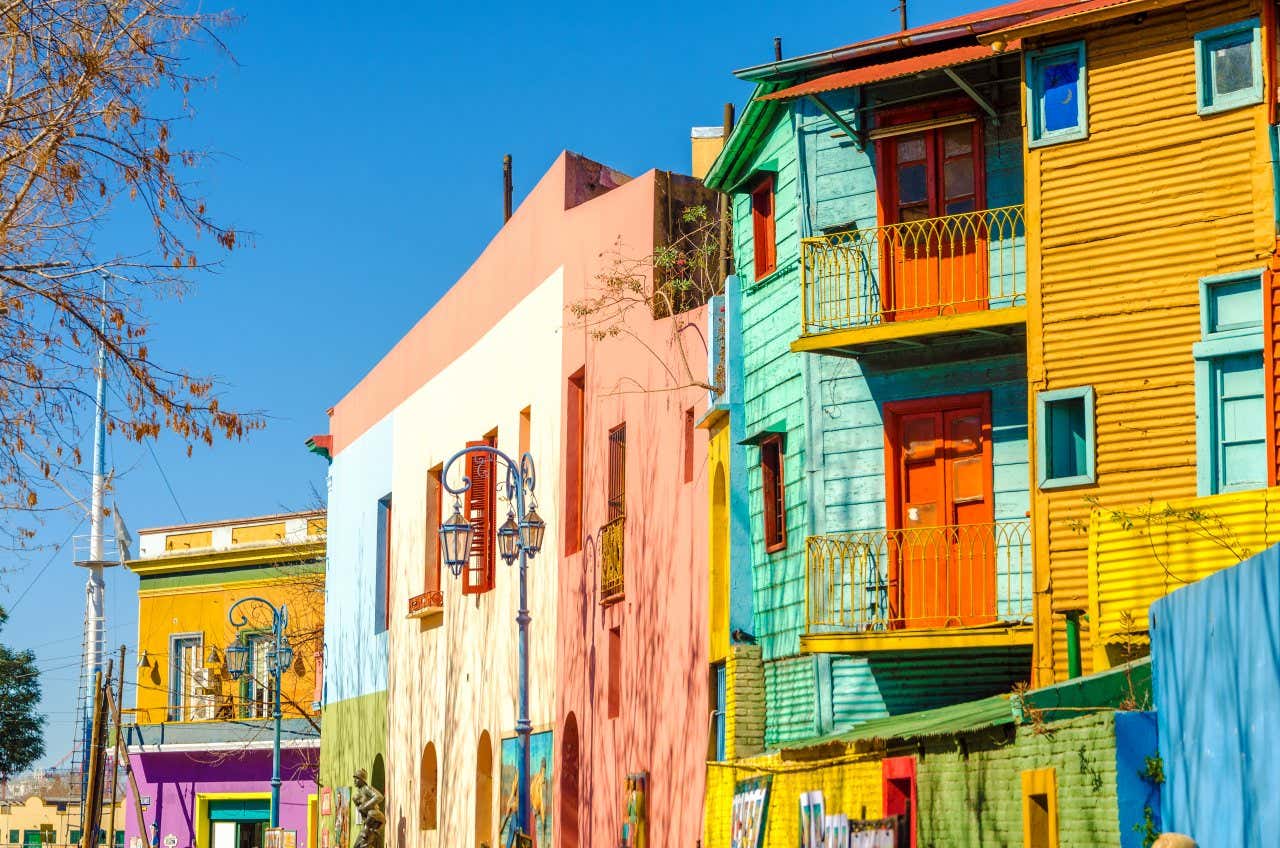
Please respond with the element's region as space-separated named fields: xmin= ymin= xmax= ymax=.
xmin=760 ymin=44 xmax=999 ymax=101
xmin=735 ymin=0 xmax=1078 ymax=80
xmin=982 ymin=0 xmax=1159 ymax=39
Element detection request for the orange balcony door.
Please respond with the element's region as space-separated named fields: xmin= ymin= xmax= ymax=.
xmin=879 ymin=119 xmax=987 ymax=321
xmin=884 ymin=393 xmax=995 ymax=628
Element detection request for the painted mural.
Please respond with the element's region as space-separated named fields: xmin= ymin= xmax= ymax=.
xmin=499 ymin=732 xmax=553 ymax=848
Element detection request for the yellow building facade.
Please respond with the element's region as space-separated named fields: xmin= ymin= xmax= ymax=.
xmin=998 ymin=0 xmax=1278 ymax=685
xmin=128 ymin=512 xmax=326 ymax=724
xmin=0 ymin=796 xmax=124 ymax=848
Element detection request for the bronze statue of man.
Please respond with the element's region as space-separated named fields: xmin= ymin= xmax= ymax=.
xmin=352 ymin=769 xmax=385 ymax=848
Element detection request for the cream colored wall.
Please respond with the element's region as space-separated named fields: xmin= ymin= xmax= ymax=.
xmin=385 ymin=268 xmax=564 ymax=848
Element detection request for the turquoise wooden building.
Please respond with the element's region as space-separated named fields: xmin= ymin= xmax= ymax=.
xmin=705 ymin=5 xmax=1039 ymax=747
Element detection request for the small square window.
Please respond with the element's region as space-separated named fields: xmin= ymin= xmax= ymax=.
xmin=1036 ymin=387 xmax=1096 ymax=490
xmin=1027 ymin=42 xmax=1087 ymax=146
xmin=1195 ymin=19 xmax=1262 ymax=115
xmin=1201 ymin=271 xmax=1262 ymax=337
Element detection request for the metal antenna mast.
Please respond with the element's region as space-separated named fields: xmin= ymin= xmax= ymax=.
xmin=72 ymin=279 xmax=120 ymax=831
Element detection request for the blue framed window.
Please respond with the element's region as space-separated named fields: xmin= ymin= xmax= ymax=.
xmin=1036 ymin=386 xmax=1096 ymax=489
xmin=1195 ymin=270 xmax=1266 ymax=495
xmin=711 ymin=661 xmax=726 ymax=760
xmin=1195 ymin=19 xmax=1263 ymax=115
xmin=1027 ymin=41 xmax=1087 ymax=146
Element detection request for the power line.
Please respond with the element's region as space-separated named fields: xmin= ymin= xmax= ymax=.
xmin=107 ymin=383 xmax=187 ymax=522
xmin=7 ymin=522 xmax=85 ymax=612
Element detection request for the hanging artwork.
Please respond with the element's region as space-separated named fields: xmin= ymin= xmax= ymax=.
xmin=320 ymin=788 xmax=332 ymax=816
xmin=334 ymin=787 xmax=351 ymax=848
xmin=620 ymin=772 xmax=648 ymax=848
xmin=797 ymin=787 xmax=900 ymax=848
xmin=730 ymin=776 xmax=771 ymax=848
xmin=799 ymin=791 xmax=825 ymax=848
xmin=499 ymin=731 xmax=554 ymax=848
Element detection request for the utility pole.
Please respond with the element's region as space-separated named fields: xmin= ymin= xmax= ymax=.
xmin=104 ymin=684 xmax=148 ymax=843
xmin=81 ymin=668 xmax=108 ymax=848
xmin=718 ymin=102 xmax=735 ymax=282
xmin=898 ymin=0 xmax=909 ymax=31
xmin=503 ymin=155 xmax=513 ymax=223
xmin=105 ymin=646 xmax=125 ymax=848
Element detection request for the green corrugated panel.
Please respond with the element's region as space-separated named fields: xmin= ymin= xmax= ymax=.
xmin=208 ymin=799 xmax=271 ymax=822
xmin=782 ymin=694 xmax=1015 ymax=754
xmin=763 ymin=655 xmax=817 ymax=746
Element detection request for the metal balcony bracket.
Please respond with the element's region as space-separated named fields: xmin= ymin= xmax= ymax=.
xmin=943 ymin=68 xmax=999 ymax=123
xmin=807 ymin=94 xmax=863 ymax=151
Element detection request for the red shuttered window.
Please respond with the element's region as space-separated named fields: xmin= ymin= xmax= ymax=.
xmin=463 ymin=435 xmax=497 ymax=594
xmin=607 ymin=424 xmax=626 ymax=521
xmin=566 ymin=369 xmax=585 ymax=555
xmin=760 ymin=435 xmax=786 ymax=553
xmin=751 ymin=173 xmax=777 ymax=280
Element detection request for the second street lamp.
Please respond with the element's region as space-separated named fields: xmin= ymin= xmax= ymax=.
xmin=439 ymin=445 xmax=545 ymax=842
xmin=225 ymin=597 xmax=291 ymax=827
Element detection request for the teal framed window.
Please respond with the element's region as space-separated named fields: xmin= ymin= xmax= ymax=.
xmin=238 ymin=631 xmax=274 ymax=719
xmin=1195 ymin=270 xmax=1266 ymax=495
xmin=69 ymin=833 xmax=80 ymax=846
xmin=1027 ymin=41 xmax=1087 ymax=146
xmin=1036 ymin=386 xmax=1096 ymax=489
xmin=168 ymin=632 xmax=203 ymax=722
xmin=1195 ymin=19 xmax=1263 ymax=115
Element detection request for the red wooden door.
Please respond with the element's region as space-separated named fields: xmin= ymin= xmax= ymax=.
xmin=881 ymin=121 xmax=986 ymax=322
xmin=886 ymin=394 xmax=995 ymax=628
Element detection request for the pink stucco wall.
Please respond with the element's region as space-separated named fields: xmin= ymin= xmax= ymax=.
xmin=555 ymin=169 xmax=711 ymax=848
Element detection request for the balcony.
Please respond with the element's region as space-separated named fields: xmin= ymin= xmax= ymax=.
xmin=408 ymin=589 xmax=444 ymax=621
xmin=600 ymin=516 xmax=625 ymax=603
xmin=794 ymin=206 xmax=1027 ymax=357
xmin=802 ymin=521 xmax=1033 ymax=652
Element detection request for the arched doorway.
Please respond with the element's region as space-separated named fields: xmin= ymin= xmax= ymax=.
xmin=476 ymin=731 xmax=494 ymax=848
xmin=711 ymin=462 xmax=729 ymax=639
xmin=559 ymin=713 xmax=580 ymax=848
xmin=420 ymin=743 xmax=438 ymax=831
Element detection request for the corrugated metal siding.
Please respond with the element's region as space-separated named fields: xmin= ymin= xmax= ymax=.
xmin=1088 ymin=486 xmax=1280 ymax=667
xmin=1029 ymin=0 xmax=1273 ymax=684
xmin=830 ymin=649 xmax=1031 ymax=728
xmin=764 ymin=655 xmax=818 ymax=745
xmin=1270 ymin=262 xmax=1280 ymax=485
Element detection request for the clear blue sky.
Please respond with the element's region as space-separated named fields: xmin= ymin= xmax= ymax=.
xmin=0 ymin=0 xmax=984 ymax=769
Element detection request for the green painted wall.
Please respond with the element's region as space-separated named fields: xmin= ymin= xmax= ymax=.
xmin=910 ymin=712 xmax=1121 ymax=848
xmin=730 ymin=102 xmax=818 ymax=746
xmin=138 ymin=560 xmax=325 ymax=591
xmin=318 ymin=691 xmax=387 ymax=847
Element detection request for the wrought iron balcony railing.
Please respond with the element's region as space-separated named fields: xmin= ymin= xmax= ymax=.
xmin=600 ymin=515 xmax=625 ymax=603
xmin=806 ymin=521 xmax=1032 ymax=634
xmin=408 ymin=589 xmax=444 ymax=617
xmin=800 ymin=205 xmax=1026 ymax=335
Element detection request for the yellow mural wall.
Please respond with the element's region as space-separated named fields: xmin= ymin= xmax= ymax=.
xmin=1023 ymin=0 xmax=1275 ymax=685
xmin=128 ymin=513 xmax=326 ymax=724
xmin=1087 ymin=485 xmax=1280 ymax=669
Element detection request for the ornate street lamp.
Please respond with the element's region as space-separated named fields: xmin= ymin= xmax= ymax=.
xmin=440 ymin=500 xmax=474 ymax=577
xmin=437 ymin=447 xmax=543 ymax=840
xmin=225 ymin=597 xmax=291 ymax=827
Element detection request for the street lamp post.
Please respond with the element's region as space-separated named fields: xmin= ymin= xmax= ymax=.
xmin=224 ymin=597 xmax=294 ymax=828
xmin=438 ymin=446 xmax=546 ymax=841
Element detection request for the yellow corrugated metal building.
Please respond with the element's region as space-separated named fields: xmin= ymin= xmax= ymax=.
xmin=990 ymin=0 xmax=1277 ymax=685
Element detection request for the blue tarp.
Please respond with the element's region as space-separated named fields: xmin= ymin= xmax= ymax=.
xmin=1150 ymin=542 xmax=1280 ymax=846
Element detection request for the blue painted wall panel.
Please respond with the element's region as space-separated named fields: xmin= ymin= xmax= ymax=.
xmin=1114 ymin=711 xmax=1162 ymax=848
xmin=323 ymin=415 xmax=393 ymax=705
xmin=1151 ymin=543 xmax=1280 ymax=845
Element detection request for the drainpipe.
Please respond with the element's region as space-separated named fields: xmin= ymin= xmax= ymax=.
xmin=1063 ymin=610 xmax=1084 ymax=679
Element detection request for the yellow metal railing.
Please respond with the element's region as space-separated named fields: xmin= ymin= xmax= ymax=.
xmin=806 ymin=521 xmax=1032 ymax=633
xmin=800 ymin=205 xmax=1026 ymax=334
xmin=600 ymin=516 xmax=625 ymax=602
